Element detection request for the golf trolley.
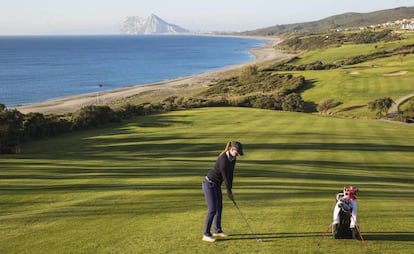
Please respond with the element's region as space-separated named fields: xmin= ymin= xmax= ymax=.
xmin=332 ymin=190 xmax=361 ymax=240
xmin=318 ymin=186 xmax=368 ymax=250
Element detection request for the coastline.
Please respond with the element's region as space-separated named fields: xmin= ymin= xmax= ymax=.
xmin=15 ymin=36 xmax=293 ymax=115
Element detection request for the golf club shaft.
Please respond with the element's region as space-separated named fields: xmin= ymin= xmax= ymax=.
xmin=317 ymin=222 xmax=332 ymax=247
xmin=232 ymin=199 xmax=261 ymax=241
xmin=232 ymin=200 xmax=254 ymax=234
xmin=350 ymin=216 xmax=368 ymax=250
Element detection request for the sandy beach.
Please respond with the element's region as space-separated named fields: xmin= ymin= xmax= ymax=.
xmin=15 ymin=36 xmax=293 ymax=115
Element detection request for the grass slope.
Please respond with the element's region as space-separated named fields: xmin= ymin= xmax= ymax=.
xmin=1 ymin=107 xmax=413 ymax=253
xmin=284 ymin=37 xmax=414 ymax=117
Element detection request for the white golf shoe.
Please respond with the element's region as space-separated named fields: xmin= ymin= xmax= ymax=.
xmin=202 ymin=235 xmax=216 ymax=242
xmin=213 ymin=231 xmax=228 ymax=237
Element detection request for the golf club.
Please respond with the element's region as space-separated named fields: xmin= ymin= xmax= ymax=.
xmin=350 ymin=216 xmax=368 ymax=250
xmin=317 ymin=222 xmax=332 ymax=247
xmin=232 ymin=199 xmax=263 ymax=242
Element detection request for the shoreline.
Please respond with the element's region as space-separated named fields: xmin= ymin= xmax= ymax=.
xmin=15 ymin=36 xmax=294 ymax=115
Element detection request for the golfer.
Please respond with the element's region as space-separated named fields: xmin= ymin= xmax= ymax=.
xmin=202 ymin=141 xmax=244 ymax=242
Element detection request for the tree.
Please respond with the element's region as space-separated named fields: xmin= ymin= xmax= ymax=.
xmin=367 ymin=97 xmax=394 ymax=117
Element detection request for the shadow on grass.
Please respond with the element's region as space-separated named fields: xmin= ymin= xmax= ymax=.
xmin=246 ymin=142 xmax=414 ymax=153
xmin=4 ymin=126 xmax=413 ymax=192
xmin=218 ymin=231 xmax=414 ymax=243
xmin=127 ymin=114 xmax=194 ymax=128
xmin=337 ymin=105 xmax=366 ymax=113
xmin=1 ymin=155 xmax=413 ymax=192
xmin=217 ymin=232 xmax=321 ymax=242
xmin=363 ymin=232 xmax=414 ymax=242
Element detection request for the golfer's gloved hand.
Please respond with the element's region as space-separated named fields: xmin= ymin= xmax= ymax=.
xmin=227 ymin=192 xmax=234 ymax=201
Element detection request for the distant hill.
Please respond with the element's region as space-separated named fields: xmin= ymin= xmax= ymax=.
xmin=120 ymin=14 xmax=189 ymax=35
xmin=240 ymin=6 xmax=414 ymax=36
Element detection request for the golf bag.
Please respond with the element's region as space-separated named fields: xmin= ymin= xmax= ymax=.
xmin=332 ymin=188 xmax=361 ymax=240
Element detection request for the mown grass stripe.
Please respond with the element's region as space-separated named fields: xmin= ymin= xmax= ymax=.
xmin=0 ymin=108 xmax=413 ymax=253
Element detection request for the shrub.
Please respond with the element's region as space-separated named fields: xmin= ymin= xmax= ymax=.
xmin=118 ymin=103 xmax=146 ymax=118
xmin=317 ymin=98 xmax=340 ymax=114
xmin=71 ymin=105 xmax=120 ymax=130
xmin=247 ymin=94 xmax=283 ymax=110
xmin=0 ymin=108 xmax=24 ymax=154
xmin=282 ymin=93 xmax=304 ymax=112
xmin=239 ymin=65 xmax=259 ymax=85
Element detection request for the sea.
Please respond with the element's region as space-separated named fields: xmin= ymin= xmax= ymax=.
xmin=0 ymin=35 xmax=265 ymax=107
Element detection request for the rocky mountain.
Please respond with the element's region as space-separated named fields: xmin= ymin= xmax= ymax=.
xmin=120 ymin=14 xmax=189 ymax=35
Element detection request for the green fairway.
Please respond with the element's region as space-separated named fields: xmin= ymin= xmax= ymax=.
xmin=1 ymin=107 xmax=413 ymax=253
xmin=277 ymin=35 xmax=414 ymax=118
xmin=299 ymin=63 xmax=414 ymax=117
xmin=292 ymin=38 xmax=414 ymax=66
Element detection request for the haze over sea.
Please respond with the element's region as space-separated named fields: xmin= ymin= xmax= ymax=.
xmin=0 ymin=35 xmax=264 ymax=107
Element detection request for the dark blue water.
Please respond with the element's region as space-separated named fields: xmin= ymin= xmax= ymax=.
xmin=0 ymin=35 xmax=264 ymax=107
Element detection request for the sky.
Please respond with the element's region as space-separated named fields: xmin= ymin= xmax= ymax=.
xmin=1 ymin=0 xmax=414 ymax=35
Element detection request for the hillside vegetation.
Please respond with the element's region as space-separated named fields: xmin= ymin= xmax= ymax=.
xmin=240 ymin=6 xmax=414 ymax=36
xmin=275 ymin=29 xmax=403 ymax=52
xmin=1 ymin=107 xmax=413 ymax=253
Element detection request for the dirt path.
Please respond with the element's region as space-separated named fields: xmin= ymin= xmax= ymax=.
xmin=387 ymin=93 xmax=414 ymax=117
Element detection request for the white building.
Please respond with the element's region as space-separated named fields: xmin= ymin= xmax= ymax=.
xmin=401 ymin=23 xmax=414 ymax=30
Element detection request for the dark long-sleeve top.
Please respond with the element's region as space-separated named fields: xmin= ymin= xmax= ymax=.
xmin=206 ymin=151 xmax=236 ymax=194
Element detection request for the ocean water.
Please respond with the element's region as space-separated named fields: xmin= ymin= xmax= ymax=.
xmin=0 ymin=35 xmax=264 ymax=107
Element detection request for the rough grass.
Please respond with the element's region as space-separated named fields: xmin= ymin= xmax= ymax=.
xmin=1 ymin=107 xmax=413 ymax=253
